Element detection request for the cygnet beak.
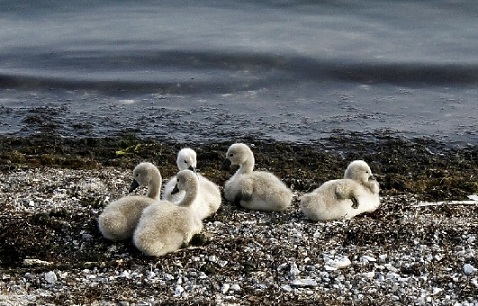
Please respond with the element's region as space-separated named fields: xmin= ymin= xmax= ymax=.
xmin=171 ymin=185 xmax=180 ymax=195
xmin=129 ymin=179 xmax=140 ymax=193
xmin=369 ymin=174 xmax=376 ymax=181
xmin=221 ymin=158 xmax=231 ymax=170
xmin=189 ymin=165 xmax=198 ymax=176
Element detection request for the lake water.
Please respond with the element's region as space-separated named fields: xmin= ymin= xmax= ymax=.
xmin=1 ymin=0 xmax=477 ymax=145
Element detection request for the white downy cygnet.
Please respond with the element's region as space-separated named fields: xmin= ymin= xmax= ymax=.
xmin=300 ymin=160 xmax=380 ymax=221
xmin=162 ymin=148 xmax=196 ymax=203
xmin=133 ymin=169 xmax=204 ymax=257
xmin=221 ymin=143 xmax=293 ymax=212
xmin=98 ymin=162 xmax=162 ymax=241
xmin=162 ymin=148 xmax=221 ymax=220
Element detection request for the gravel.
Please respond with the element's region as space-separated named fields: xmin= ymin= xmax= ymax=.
xmin=1 ymin=166 xmax=478 ymax=305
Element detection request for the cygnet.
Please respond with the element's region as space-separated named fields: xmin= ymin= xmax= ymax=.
xmin=98 ymin=162 xmax=161 ymax=241
xmin=221 ymin=143 xmax=293 ymax=212
xmin=163 ymin=148 xmax=221 ymax=219
xmin=300 ymin=160 xmax=380 ymax=221
xmin=162 ymin=148 xmax=196 ymax=203
xmin=133 ymin=169 xmax=204 ymax=257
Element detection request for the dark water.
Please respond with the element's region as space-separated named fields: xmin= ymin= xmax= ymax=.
xmin=1 ymin=0 xmax=477 ymax=145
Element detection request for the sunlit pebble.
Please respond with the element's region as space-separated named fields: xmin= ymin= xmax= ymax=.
xmin=218 ymin=260 xmax=228 ymax=267
xmin=289 ymin=262 xmax=300 ymax=279
xmin=44 ymin=271 xmax=57 ymax=285
xmin=464 ymin=264 xmax=476 ymax=275
xmin=221 ymin=283 xmax=230 ymax=294
xmin=290 ymin=278 xmax=318 ymax=288
xmin=360 ymin=255 xmax=377 ymax=264
xmin=362 ymin=272 xmax=375 ymax=279
xmin=324 ymin=255 xmax=351 ymax=271
xmin=174 ymin=285 xmax=184 ymax=297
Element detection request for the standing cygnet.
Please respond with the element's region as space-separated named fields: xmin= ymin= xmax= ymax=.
xmin=300 ymin=160 xmax=380 ymax=221
xmin=163 ymin=148 xmax=221 ymax=220
xmin=98 ymin=162 xmax=162 ymax=241
xmin=221 ymin=143 xmax=293 ymax=212
xmin=133 ymin=169 xmax=204 ymax=257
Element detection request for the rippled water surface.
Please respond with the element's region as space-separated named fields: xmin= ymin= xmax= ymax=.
xmin=1 ymin=0 xmax=477 ymax=144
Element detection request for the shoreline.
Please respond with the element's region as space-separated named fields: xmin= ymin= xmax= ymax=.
xmin=1 ymin=131 xmax=476 ymax=200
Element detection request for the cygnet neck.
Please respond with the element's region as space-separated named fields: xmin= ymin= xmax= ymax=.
xmin=146 ymin=171 xmax=162 ymax=200
xmin=239 ymin=151 xmax=255 ymax=174
xmin=178 ymin=178 xmax=198 ymax=207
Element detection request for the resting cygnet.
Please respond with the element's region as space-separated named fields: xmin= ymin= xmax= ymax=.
xmin=133 ymin=169 xmax=204 ymax=257
xmin=98 ymin=162 xmax=162 ymax=241
xmin=300 ymin=160 xmax=380 ymax=221
xmin=163 ymin=148 xmax=221 ymax=220
xmin=162 ymin=148 xmax=196 ymax=203
xmin=221 ymin=143 xmax=293 ymax=212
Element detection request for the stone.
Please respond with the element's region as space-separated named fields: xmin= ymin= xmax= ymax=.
xmin=464 ymin=264 xmax=476 ymax=275
xmin=44 ymin=271 xmax=57 ymax=285
xmin=290 ymin=278 xmax=318 ymax=288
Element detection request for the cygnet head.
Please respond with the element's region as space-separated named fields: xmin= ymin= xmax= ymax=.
xmin=172 ymin=169 xmax=198 ymax=195
xmin=344 ymin=160 xmax=375 ymax=184
xmin=176 ymin=148 xmax=197 ymax=172
xmin=129 ymin=162 xmax=162 ymax=193
xmin=221 ymin=143 xmax=254 ymax=170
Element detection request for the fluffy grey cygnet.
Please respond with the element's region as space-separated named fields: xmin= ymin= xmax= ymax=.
xmin=300 ymin=160 xmax=380 ymax=221
xmin=162 ymin=148 xmax=221 ymax=220
xmin=98 ymin=162 xmax=161 ymax=241
xmin=133 ymin=169 xmax=203 ymax=257
xmin=222 ymin=143 xmax=293 ymax=212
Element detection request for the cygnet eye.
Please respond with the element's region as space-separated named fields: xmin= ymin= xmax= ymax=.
xmin=184 ymin=160 xmax=188 ymax=164
xmin=229 ymin=153 xmax=234 ymax=157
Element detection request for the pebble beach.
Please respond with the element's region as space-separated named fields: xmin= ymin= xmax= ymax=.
xmin=0 ymin=135 xmax=477 ymax=305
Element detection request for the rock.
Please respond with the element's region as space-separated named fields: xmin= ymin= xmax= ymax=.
xmin=362 ymin=272 xmax=375 ymax=279
xmin=289 ymin=262 xmax=300 ymax=279
xmin=432 ymin=287 xmax=443 ymax=295
xmin=222 ymin=283 xmax=230 ymax=294
xmin=464 ymin=264 xmax=476 ymax=275
xmin=360 ymin=255 xmax=377 ymax=263
xmin=384 ymin=263 xmax=399 ymax=273
xmin=174 ymin=285 xmax=184 ymax=296
xmin=324 ymin=255 xmax=351 ymax=271
xmin=23 ymin=258 xmax=53 ymax=266
xmin=281 ymin=284 xmax=293 ymax=292
xmin=290 ymin=278 xmax=318 ymax=288
xmin=44 ymin=271 xmax=57 ymax=284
